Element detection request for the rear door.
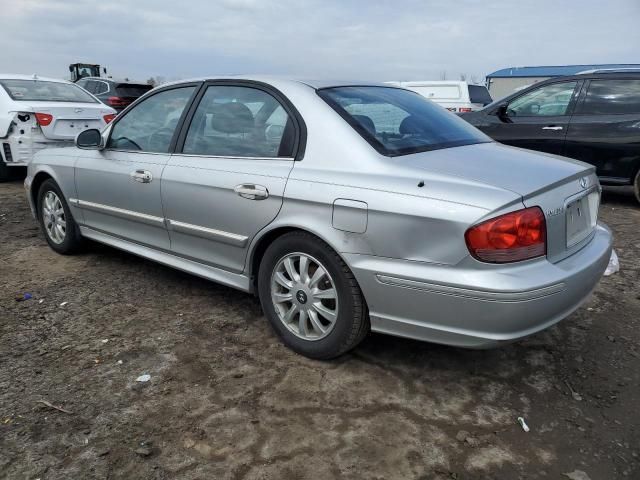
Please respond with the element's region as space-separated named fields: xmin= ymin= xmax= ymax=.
xmin=161 ymin=82 xmax=301 ymax=273
xmin=74 ymin=84 xmax=198 ymax=250
xmin=482 ymin=80 xmax=581 ymax=155
xmin=565 ymin=78 xmax=640 ymax=183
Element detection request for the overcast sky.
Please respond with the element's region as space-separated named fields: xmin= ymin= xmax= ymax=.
xmin=2 ymin=0 xmax=639 ymax=83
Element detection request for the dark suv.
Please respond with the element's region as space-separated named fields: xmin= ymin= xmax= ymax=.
xmin=76 ymin=77 xmax=153 ymax=111
xmin=461 ymin=72 xmax=640 ymax=203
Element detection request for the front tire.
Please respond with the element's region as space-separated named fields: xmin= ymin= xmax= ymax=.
xmin=258 ymin=232 xmax=369 ymax=359
xmin=634 ymin=168 xmax=640 ymax=205
xmin=37 ymin=179 xmax=84 ymax=254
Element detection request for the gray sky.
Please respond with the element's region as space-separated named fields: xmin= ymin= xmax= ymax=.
xmin=2 ymin=0 xmax=639 ymax=83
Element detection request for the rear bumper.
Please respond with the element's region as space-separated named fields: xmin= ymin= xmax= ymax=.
xmin=345 ymin=223 xmax=612 ymax=348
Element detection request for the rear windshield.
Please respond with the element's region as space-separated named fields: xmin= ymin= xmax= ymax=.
xmin=0 ymin=79 xmax=98 ymax=103
xmin=115 ymin=84 xmax=153 ymax=97
xmin=318 ymin=86 xmax=490 ymax=156
xmin=468 ymin=85 xmax=493 ymax=105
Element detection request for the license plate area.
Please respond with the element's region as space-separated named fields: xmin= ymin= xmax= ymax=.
xmin=566 ymin=190 xmax=599 ymax=247
xmin=53 ymin=120 xmax=102 ymax=136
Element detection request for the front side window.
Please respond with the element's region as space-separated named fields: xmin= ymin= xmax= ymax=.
xmin=183 ymin=85 xmax=295 ymax=157
xmin=0 ymin=79 xmax=98 ymax=103
xmin=318 ymin=86 xmax=490 ymax=156
xmin=507 ymin=82 xmax=578 ymax=116
xmin=577 ymin=79 xmax=640 ymax=115
xmin=107 ymin=86 xmax=195 ymax=153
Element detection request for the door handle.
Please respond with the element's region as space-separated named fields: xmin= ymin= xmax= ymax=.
xmin=131 ymin=170 xmax=153 ymax=183
xmin=542 ymin=126 xmax=563 ymax=131
xmin=234 ymin=183 xmax=269 ymax=200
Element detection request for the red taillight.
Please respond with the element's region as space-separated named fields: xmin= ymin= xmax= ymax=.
xmin=458 ymin=107 xmax=473 ymax=113
xmin=34 ymin=112 xmax=53 ymax=126
xmin=107 ymin=96 xmax=128 ymax=107
xmin=103 ymin=113 xmax=117 ymax=123
xmin=465 ymin=207 xmax=546 ymax=263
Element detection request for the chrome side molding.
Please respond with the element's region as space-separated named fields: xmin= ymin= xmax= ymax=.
xmin=166 ymin=219 xmax=248 ymax=247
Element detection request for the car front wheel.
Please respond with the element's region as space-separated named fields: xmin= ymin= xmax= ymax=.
xmin=258 ymin=231 xmax=369 ymax=359
xmin=37 ymin=179 xmax=84 ymax=254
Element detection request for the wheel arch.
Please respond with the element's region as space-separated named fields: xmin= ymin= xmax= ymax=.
xmin=247 ymin=224 xmax=350 ymax=293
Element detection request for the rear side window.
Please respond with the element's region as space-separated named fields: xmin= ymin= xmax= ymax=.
xmin=116 ymin=84 xmax=153 ymax=97
xmin=318 ymin=86 xmax=490 ymax=157
xmin=577 ymin=79 xmax=640 ymax=115
xmin=0 ymin=79 xmax=98 ymax=103
xmin=94 ymin=81 xmax=109 ymax=95
xmin=182 ymin=85 xmax=295 ymax=158
xmin=468 ymin=85 xmax=492 ymax=105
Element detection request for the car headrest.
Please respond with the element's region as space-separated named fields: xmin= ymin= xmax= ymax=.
xmin=352 ymin=115 xmax=376 ymax=136
xmin=209 ymin=102 xmax=254 ymax=134
xmin=399 ymin=115 xmax=424 ymax=135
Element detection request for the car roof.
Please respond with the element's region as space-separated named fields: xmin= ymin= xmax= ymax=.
xmin=0 ymin=74 xmax=73 ymax=83
xmin=78 ymin=77 xmax=151 ymax=85
xmin=158 ymin=75 xmax=400 ymax=90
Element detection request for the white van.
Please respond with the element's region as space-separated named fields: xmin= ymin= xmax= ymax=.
xmin=388 ymin=81 xmax=493 ymax=113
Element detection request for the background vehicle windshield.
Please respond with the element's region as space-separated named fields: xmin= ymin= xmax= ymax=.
xmin=318 ymin=86 xmax=490 ymax=156
xmin=468 ymin=85 xmax=493 ymax=105
xmin=0 ymin=79 xmax=98 ymax=103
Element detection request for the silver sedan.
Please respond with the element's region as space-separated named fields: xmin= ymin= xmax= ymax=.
xmin=25 ymin=77 xmax=613 ymax=359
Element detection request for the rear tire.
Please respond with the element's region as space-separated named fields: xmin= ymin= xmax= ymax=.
xmin=0 ymin=160 xmax=9 ymax=182
xmin=634 ymin=169 xmax=640 ymax=205
xmin=37 ymin=179 xmax=84 ymax=254
xmin=258 ymin=231 xmax=369 ymax=359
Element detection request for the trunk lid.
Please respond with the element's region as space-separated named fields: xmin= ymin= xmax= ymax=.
xmin=14 ymin=101 xmax=114 ymax=140
xmin=401 ymin=142 xmax=600 ymax=263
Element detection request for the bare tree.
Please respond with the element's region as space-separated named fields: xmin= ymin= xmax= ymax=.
xmin=439 ymin=70 xmax=447 ymax=80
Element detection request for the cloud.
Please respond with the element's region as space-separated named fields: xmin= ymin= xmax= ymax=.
xmin=1 ymin=0 xmax=638 ymax=83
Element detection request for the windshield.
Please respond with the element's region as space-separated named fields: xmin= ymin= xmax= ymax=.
xmin=0 ymin=79 xmax=98 ymax=103
xmin=318 ymin=86 xmax=490 ymax=156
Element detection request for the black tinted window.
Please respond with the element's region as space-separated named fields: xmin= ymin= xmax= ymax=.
xmin=318 ymin=86 xmax=490 ymax=156
xmin=468 ymin=85 xmax=492 ymax=105
xmin=183 ymin=86 xmax=295 ymax=157
xmin=578 ymin=79 xmax=640 ymax=115
xmin=107 ymin=86 xmax=195 ymax=152
xmin=116 ymin=84 xmax=152 ymax=97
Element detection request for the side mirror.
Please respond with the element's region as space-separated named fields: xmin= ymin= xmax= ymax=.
xmin=76 ymin=129 xmax=103 ymax=150
xmin=496 ymin=104 xmax=508 ymax=118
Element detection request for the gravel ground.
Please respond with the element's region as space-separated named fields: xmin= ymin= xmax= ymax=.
xmin=1 ymin=180 xmax=639 ymax=480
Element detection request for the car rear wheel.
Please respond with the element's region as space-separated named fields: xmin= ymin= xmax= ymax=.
xmin=258 ymin=231 xmax=369 ymax=359
xmin=37 ymin=179 xmax=84 ymax=254
xmin=0 ymin=160 xmax=9 ymax=182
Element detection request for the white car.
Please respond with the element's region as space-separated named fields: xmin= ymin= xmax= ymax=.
xmin=0 ymin=74 xmax=116 ymax=181
xmin=388 ymin=80 xmax=493 ymax=113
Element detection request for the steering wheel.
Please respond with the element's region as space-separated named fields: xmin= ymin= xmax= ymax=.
xmin=112 ymin=136 xmax=142 ymax=150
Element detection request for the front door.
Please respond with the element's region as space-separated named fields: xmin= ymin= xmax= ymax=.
xmin=162 ymin=83 xmax=300 ymax=273
xmin=483 ymin=80 xmax=580 ymax=155
xmin=74 ymin=85 xmax=198 ymax=250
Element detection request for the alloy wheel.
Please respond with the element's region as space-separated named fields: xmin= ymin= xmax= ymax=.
xmin=270 ymin=252 xmax=339 ymax=341
xmin=42 ymin=191 xmax=66 ymax=244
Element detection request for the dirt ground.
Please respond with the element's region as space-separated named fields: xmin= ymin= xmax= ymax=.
xmin=0 ymin=180 xmax=638 ymax=480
